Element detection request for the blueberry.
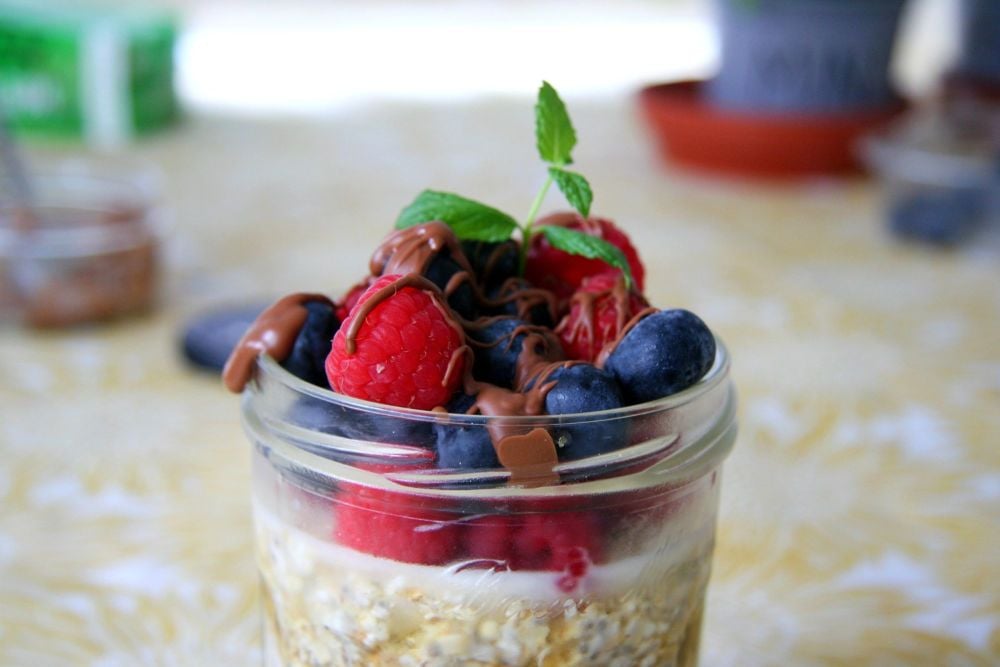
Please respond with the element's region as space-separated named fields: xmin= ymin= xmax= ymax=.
xmin=433 ymin=392 xmax=499 ymax=469
xmin=461 ymin=240 xmax=519 ymax=291
xmin=470 ymin=317 xmax=561 ymax=389
xmin=180 ymin=301 xmax=269 ymax=373
xmin=282 ymin=300 xmax=340 ymax=388
xmin=529 ymin=364 xmax=626 ymax=460
xmin=425 ymin=252 xmax=477 ymax=320
xmin=603 ymin=309 xmax=715 ymax=405
xmin=888 ymin=187 xmax=986 ymax=246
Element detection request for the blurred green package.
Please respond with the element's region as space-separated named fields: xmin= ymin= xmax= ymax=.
xmin=0 ymin=1 xmax=179 ymax=146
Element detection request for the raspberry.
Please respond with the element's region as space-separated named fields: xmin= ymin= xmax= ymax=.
xmin=555 ymin=272 xmax=649 ymax=362
xmin=333 ymin=486 xmax=462 ymax=565
xmin=464 ymin=511 xmax=604 ymax=574
xmin=326 ymin=274 xmax=465 ymax=410
xmin=525 ymin=213 xmax=646 ymax=300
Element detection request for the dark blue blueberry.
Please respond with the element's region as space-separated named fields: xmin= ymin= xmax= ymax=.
xmin=180 ymin=301 xmax=270 ymax=373
xmin=282 ymin=300 xmax=340 ymax=388
xmin=603 ymin=309 xmax=716 ymax=405
xmin=470 ymin=317 xmax=561 ymax=389
xmin=888 ymin=187 xmax=986 ymax=246
xmin=470 ymin=317 xmax=525 ymax=387
xmin=486 ymin=278 xmax=557 ymax=328
xmin=433 ymin=392 xmax=499 ymax=470
xmin=460 ymin=240 xmax=519 ymax=291
xmin=425 ymin=252 xmax=477 ymax=320
xmin=528 ymin=363 xmax=627 ymax=460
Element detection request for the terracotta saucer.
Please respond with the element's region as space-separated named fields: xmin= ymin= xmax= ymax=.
xmin=638 ymin=80 xmax=908 ymax=180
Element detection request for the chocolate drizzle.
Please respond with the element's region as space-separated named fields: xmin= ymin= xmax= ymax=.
xmin=222 ymin=293 xmax=334 ymax=393
xmin=481 ymin=277 xmax=559 ymax=324
xmin=447 ymin=318 xmax=586 ymax=486
xmin=457 ymin=350 xmax=562 ymax=487
xmin=370 ymin=221 xmax=474 ymax=277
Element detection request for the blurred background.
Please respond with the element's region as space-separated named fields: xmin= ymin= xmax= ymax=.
xmin=1 ymin=0 xmax=998 ymax=665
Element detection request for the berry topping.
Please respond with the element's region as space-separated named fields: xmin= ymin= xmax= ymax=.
xmin=333 ymin=486 xmax=462 ymax=565
xmin=555 ymin=272 xmax=649 ymax=362
xmin=469 ymin=317 xmax=563 ymax=389
xmin=326 ymin=274 xmax=466 ymax=410
xmin=282 ymin=299 xmax=340 ymax=387
xmin=602 ymin=309 xmax=716 ymax=405
xmin=526 ymin=363 xmax=626 ymax=459
xmin=525 ymin=213 xmax=646 ymax=300
xmin=434 ymin=392 xmax=500 ymax=469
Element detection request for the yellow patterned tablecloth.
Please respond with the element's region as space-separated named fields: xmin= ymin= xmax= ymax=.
xmin=1 ymin=97 xmax=998 ymax=665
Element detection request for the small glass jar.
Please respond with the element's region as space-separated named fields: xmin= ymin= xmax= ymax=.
xmin=243 ymin=343 xmax=737 ymax=666
xmin=0 ymin=164 xmax=162 ymax=328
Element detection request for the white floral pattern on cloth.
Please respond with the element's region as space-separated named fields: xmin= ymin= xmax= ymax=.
xmin=1 ymin=100 xmax=998 ymax=665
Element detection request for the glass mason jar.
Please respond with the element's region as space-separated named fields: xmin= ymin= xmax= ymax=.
xmin=243 ymin=341 xmax=737 ymax=667
xmin=0 ymin=164 xmax=161 ymax=328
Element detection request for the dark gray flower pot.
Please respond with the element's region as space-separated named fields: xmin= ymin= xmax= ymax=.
xmin=707 ymin=0 xmax=909 ymax=114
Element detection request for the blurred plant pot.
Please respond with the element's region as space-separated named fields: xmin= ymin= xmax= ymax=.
xmin=707 ymin=0 xmax=909 ymax=114
xmin=957 ymin=0 xmax=1000 ymax=87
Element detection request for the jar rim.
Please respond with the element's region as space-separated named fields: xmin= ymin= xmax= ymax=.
xmin=244 ymin=337 xmax=737 ymax=496
xmin=253 ymin=337 xmax=732 ymax=425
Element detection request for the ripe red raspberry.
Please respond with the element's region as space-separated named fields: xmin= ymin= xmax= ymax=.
xmin=326 ymin=274 xmax=465 ymax=410
xmin=464 ymin=511 xmax=604 ymax=574
xmin=333 ymin=486 xmax=463 ymax=565
xmin=525 ymin=213 xmax=646 ymax=300
xmin=555 ymin=272 xmax=650 ymax=362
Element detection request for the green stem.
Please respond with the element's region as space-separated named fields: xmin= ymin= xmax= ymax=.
xmin=519 ymin=173 xmax=554 ymax=275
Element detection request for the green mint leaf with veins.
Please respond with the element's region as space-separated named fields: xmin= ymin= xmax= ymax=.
xmin=535 ymin=81 xmax=577 ymax=166
xmin=396 ymin=189 xmax=519 ymax=242
xmin=548 ymin=167 xmax=592 ymax=218
xmin=539 ymin=225 xmax=633 ymax=289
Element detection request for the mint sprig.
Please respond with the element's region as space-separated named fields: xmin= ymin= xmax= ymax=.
xmin=394 ymin=81 xmax=631 ymax=288
xmin=397 ymin=190 xmax=518 ymax=242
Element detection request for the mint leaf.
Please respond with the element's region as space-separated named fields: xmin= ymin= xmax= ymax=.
xmin=548 ymin=167 xmax=592 ymax=217
xmin=396 ymin=190 xmax=518 ymax=242
xmin=535 ymin=81 xmax=576 ymax=166
xmin=539 ymin=225 xmax=633 ymax=288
